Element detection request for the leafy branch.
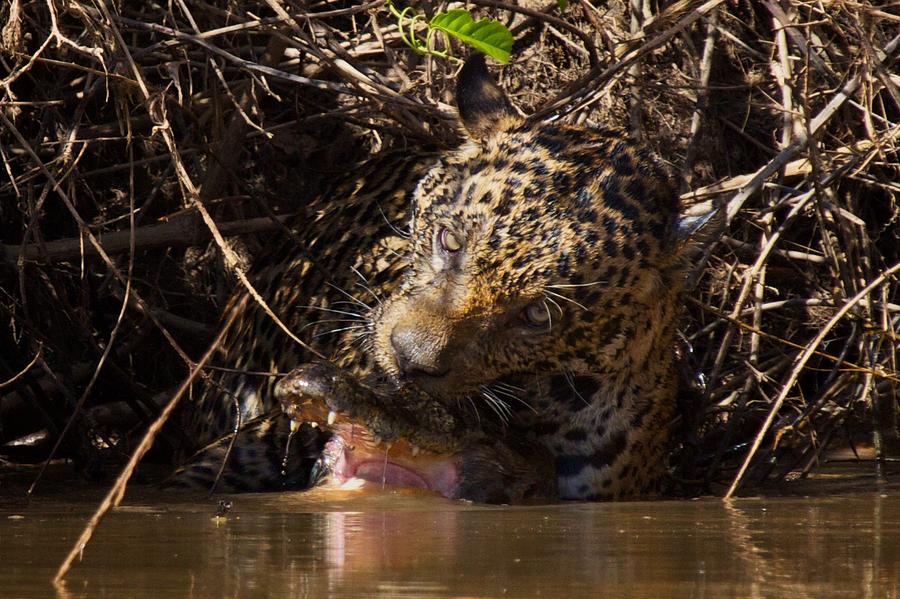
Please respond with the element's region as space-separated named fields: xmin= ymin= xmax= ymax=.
xmin=387 ymin=3 xmax=514 ymax=64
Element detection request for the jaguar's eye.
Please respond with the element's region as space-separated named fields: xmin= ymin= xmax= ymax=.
xmin=522 ymin=301 xmax=551 ymax=328
xmin=439 ymin=227 xmax=463 ymax=253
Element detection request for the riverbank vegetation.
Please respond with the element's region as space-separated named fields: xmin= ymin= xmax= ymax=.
xmin=1 ymin=1 xmax=898 ymax=501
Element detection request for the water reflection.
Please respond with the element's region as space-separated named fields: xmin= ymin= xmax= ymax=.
xmin=1 ymin=491 xmax=897 ymax=598
xmin=720 ymin=497 xmax=898 ymax=599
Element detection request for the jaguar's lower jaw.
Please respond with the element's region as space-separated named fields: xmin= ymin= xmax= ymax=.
xmin=322 ymin=423 xmax=460 ymax=498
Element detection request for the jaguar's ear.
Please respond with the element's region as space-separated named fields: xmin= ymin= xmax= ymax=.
xmin=456 ymin=54 xmax=521 ymax=139
xmin=673 ymin=200 xmax=726 ymax=289
xmin=676 ymin=201 xmax=724 ymax=249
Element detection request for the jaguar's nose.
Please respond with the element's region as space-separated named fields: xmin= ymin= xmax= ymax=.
xmin=390 ymin=326 xmax=450 ymax=379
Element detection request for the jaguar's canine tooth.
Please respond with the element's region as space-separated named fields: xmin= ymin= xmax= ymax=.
xmin=327 ymin=410 xmax=338 ymax=425
xmin=289 ymin=420 xmax=300 ymax=433
xmin=410 ymin=444 xmax=420 ymax=457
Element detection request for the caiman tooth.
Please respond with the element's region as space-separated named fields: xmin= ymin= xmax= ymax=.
xmin=308 ymin=421 xmax=319 ymax=429
xmin=327 ymin=410 xmax=338 ymax=426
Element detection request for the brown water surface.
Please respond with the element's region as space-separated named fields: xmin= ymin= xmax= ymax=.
xmin=1 ymin=481 xmax=898 ymax=598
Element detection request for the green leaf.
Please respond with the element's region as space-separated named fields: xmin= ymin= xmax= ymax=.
xmin=430 ymin=9 xmax=513 ymax=64
xmin=557 ymin=0 xmax=569 ymax=11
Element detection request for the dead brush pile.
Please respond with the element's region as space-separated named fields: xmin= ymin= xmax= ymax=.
xmin=0 ymin=0 xmax=897 ymax=497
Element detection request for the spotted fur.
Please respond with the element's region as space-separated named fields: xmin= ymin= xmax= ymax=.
xmin=171 ymin=55 xmax=691 ymax=501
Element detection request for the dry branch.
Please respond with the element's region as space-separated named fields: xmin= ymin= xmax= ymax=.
xmin=52 ymin=296 xmax=248 ymax=584
xmin=2 ymin=214 xmax=292 ymax=263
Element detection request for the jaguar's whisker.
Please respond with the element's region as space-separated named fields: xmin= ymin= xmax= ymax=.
xmin=378 ymin=203 xmax=411 ymax=239
xmin=297 ymin=304 xmax=366 ymax=320
xmin=494 ymin=381 xmax=526 ymax=393
xmin=313 ymin=324 xmax=369 ymax=338
xmin=326 ymin=282 xmax=372 ymax=311
xmin=466 ymin=396 xmax=482 ymax=426
xmin=488 ymin=383 xmax=537 ymax=414
xmin=480 ymin=387 xmax=512 ymax=423
xmin=544 ymin=290 xmax=589 ymax=312
xmin=299 ymin=318 xmax=364 ymax=333
xmin=547 ymin=280 xmax=608 ymax=289
xmin=542 ymin=298 xmax=554 ymax=333
xmin=564 ymin=370 xmax=591 ymax=407
xmin=351 ymin=266 xmax=384 ymax=306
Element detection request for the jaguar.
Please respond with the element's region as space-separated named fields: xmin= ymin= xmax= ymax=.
xmin=169 ymin=54 xmax=699 ymax=503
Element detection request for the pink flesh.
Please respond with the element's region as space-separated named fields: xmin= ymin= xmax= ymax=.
xmin=327 ymin=436 xmax=460 ymax=498
xmin=354 ymin=461 xmax=431 ymax=488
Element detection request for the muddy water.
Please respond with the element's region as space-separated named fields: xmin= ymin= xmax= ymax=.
xmin=2 ymin=485 xmax=898 ymax=599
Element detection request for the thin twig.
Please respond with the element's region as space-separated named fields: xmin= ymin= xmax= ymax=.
xmin=2 ymin=214 xmax=293 ymax=263
xmin=725 ymin=260 xmax=900 ymax=499
xmin=52 ymin=295 xmax=248 ymax=584
xmin=95 ymin=0 xmax=327 ymax=361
